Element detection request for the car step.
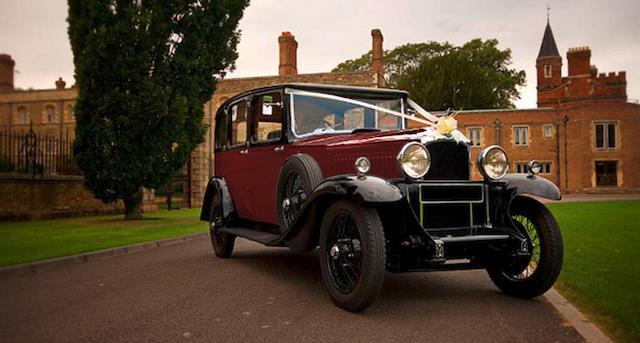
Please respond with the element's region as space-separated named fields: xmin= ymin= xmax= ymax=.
xmin=438 ymin=234 xmax=510 ymax=244
xmin=223 ymin=227 xmax=281 ymax=245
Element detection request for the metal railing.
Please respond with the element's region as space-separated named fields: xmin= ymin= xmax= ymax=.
xmin=0 ymin=125 xmax=80 ymax=177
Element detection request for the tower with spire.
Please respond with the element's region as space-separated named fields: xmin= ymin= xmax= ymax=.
xmin=536 ymin=15 xmax=563 ymax=105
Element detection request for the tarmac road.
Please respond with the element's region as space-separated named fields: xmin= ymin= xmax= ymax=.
xmin=0 ymin=238 xmax=583 ymax=343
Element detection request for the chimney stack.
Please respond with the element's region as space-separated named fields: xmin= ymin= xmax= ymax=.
xmin=371 ymin=29 xmax=384 ymax=86
xmin=567 ymin=47 xmax=591 ymax=76
xmin=0 ymin=54 xmax=15 ymax=93
xmin=278 ymin=32 xmax=298 ymax=76
xmin=55 ymin=77 xmax=66 ymax=90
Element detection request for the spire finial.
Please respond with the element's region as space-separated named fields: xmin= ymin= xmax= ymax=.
xmin=547 ymin=5 xmax=551 ymax=23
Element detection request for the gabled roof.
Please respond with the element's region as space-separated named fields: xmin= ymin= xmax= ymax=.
xmin=537 ymin=21 xmax=560 ymax=58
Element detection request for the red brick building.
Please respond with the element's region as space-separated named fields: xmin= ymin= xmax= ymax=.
xmin=457 ymin=20 xmax=640 ymax=193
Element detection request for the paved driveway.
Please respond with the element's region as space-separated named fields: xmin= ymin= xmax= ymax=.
xmin=0 ymin=238 xmax=583 ymax=342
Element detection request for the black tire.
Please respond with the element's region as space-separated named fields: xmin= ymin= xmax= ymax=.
xmin=487 ymin=196 xmax=563 ymax=298
xmin=208 ymin=190 xmax=235 ymax=258
xmin=276 ymin=154 xmax=323 ymax=231
xmin=209 ymin=219 xmax=235 ymax=258
xmin=319 ymin=200 xmax=386 ymax=312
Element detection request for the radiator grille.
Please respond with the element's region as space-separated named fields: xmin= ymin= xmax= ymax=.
xmin=423 ymin=141 xmax=470 ymax=180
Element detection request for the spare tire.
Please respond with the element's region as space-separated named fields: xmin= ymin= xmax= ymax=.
xmin=276 ymin=154 xmax=323 ymax=231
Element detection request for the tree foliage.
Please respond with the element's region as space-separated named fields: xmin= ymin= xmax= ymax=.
xmin=333 ymin=39 xmax=526 ymax=110
xmin=68 ymin=0 xmax=249 ymax=219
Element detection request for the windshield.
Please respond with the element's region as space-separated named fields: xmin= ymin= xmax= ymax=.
xmin=290 ymin=92 xmax=405 ymax=137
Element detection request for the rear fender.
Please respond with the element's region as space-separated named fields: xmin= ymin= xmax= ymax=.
xmin=200 ymin=177 xmax=235 ymax=222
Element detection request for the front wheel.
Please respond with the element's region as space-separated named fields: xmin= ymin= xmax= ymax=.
xmin=319 ymin=200 xmax=386 ymax=312
xmin=487 ymin=196 xmax=563 ymax=298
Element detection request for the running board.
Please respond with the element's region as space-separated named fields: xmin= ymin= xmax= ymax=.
xmin=223 ymin=227 xmax=282 ymax=245
xmin=439 ymin=234 xmax=510 ymax=244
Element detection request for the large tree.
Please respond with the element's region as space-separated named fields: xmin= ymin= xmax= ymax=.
xmin=333 ymin=39 xmax=525 ymax=110
xmin=68 ymin=0 xmax=249 ymax=219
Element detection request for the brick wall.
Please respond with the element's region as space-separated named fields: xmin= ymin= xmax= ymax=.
xmin=456 ymin=102 xmax=640 ymax=193
xmin=0 ymin=174 xmax=123 ymax=221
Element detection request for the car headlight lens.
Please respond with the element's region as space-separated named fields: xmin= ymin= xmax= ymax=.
xmin=477 ymin=145 xmax=509 ymax=180
xmin=397 ymin=142 xmax=431 ymax=179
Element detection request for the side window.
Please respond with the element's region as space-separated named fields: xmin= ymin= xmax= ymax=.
xmin=230 ymin=101 xmax=248 ymax=147
xmin=252 ymin=92 xmax=283 ymax=143
xmin=513 ymin=126 xmax=528 ymax=146
xmin=214 ymin=108 xmax=228 ymax=150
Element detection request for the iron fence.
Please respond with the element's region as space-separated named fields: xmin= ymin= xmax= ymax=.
xmin=0 ymin=126 xmax=80 ymax=176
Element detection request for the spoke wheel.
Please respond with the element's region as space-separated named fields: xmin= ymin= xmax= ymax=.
xmin=509 ymin=214 xmax=542 ymax=280
xmin=487 ymin=196 xmax=563 ymax=298
xmin=326 ymin=212 xmax=363 ymax=294
xmin=319 ymin=200 xmax=386 ymax=312
xmin=277 ymin=154 xmax=322 ymax=232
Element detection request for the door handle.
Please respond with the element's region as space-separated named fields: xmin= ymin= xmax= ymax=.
xmin=240 ymin=149 xmax=248 ymax=155
xmin=274 ymin=146 xmax=284 ymax=152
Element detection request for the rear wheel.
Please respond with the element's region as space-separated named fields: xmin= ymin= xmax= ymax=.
xmin=487 ymin=196 xmax=563 ymax=298
xmin=319 ymin=200 xmax=386 ymax=312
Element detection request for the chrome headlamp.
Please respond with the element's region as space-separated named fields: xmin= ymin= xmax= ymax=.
xmin=477 ymin=145 xmax=509 ymax=180
xmin=397 ymin=142 xmax=431 ymax=179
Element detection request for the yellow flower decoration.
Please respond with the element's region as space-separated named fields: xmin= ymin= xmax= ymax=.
xmin=436 ymin=116 xmax=457 ymax=135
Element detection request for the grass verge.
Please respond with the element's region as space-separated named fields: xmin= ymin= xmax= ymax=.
xmin=0 ymin=208 xmax=205 ymax=267
xmin=548 ymin=200 xmax=640 ymax=343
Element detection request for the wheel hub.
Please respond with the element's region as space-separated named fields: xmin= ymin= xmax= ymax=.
xmin=330 ymin=244 xmax=340 ymax=259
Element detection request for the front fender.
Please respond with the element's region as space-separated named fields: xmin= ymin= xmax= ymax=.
xmin=310 ymin=175 xmax=404 ymax=203
xmin=501 ymin=174 xmax=561 ymax=200
xmin=278 ymin=175 xmax=403 ymax=252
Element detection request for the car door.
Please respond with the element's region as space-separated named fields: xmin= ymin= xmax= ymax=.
xmin=215 ymin=99 xmax=253 ymax=220
xmin=247 ymin=91 xmax=289 ymax=225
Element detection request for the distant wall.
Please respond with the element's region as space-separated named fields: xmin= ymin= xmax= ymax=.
xmin=0 ymin=174 xmax=125 ymax=221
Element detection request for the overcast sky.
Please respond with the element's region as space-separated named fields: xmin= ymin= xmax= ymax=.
xmin=1 ymin=0 xmax=638 ymax=108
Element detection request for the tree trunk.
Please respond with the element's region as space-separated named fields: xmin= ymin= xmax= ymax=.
xmin=124 ymin=188 xmax=144 ymax=220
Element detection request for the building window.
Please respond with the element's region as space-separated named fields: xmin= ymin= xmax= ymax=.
xmin=595 ymin=122 xmax=617 ymax=149
xmin=543 ymin=124 xmax=554 ymax=138
xmin=544 ymin=65 xmax=552 ymax=78
xmin=45 ymin=105 xmax=57 ymax=123
xmin=595 ymin=161 xmax=617 ymax=187
xmin=66 ymin=104 xmax=75 ymax=121
xmin=514 ymin=161 xmax=552 ymax=174
xmin=467 ymin=127 xmax=481 ymax=147
xmin=17 ymin=106 xmax=28 ymax=124
xmin=513 ymin=126 xmax=528 ymax=146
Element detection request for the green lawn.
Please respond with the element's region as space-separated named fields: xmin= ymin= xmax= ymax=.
xmin=0 ymin=208 xmax=205 ymax=267
xmin=548 ymin=200 xmax=640 ymax=343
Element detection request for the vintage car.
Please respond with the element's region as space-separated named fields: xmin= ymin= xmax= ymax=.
xmin=200 ymin=83 xmax=563 ymax=312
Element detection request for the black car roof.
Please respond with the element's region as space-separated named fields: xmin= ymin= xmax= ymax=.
xmin=218 ymin=83 xmax=408 ymax=109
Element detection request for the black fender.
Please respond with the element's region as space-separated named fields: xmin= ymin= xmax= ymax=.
xmin=501 ymin=173 xmax=561 ymax=200
xmin=278 ymin=175 xmax=404 ymax=252
xmin=200 ymin=177 xmax=235 ymax=222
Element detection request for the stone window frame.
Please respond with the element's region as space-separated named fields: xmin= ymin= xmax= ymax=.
xmin=513 ymin=160 xmax=552 ymax=174
xmin=593 ymin=120 xmax=618 ymax=151
xmin=16 ymin=105 xmax=29 ymax=124
xmin=466 ymin=126 xmax=482 ymax=148
xmin=542 ymin=124 xmax=554 ymax=139
xmin=512 ymin=125 xmax=530 ymax=147
xmin=544 ymin=65 xmax=552 ymax=78
xmin=66 ymin=104 xmax=75 ymax=122
xmin=44 ymin=103 xmax=57 ymax=123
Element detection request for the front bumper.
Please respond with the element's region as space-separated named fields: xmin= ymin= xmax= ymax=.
xmin=386 ymin=180 xmax=528 ymax=272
